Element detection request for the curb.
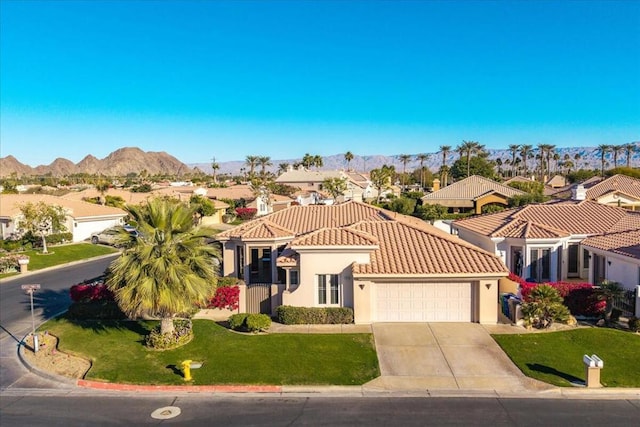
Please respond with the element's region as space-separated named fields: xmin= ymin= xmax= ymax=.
xmin=17 ymin=333 xmax=77 ymax=387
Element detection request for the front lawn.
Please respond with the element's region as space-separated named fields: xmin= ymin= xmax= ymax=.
xmin=39 ymin=317 xmax=380 ymax=386
xmin=25 ymin=244 xmax=118 ymax=270
xmin=493 ymin=328 xmax=640 ymax=387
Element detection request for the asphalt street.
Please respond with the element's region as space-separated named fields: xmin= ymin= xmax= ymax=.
xmin=0 ymin=394 xmax=639 ymax=426
xmin=0 ymin=255 xmax=118 ymax=390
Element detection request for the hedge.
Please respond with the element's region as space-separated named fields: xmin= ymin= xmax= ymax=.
xmin=275 ymin=306 xmax=354 ymax=325
xmin=228 ymin=313 xmax=271 ymax=332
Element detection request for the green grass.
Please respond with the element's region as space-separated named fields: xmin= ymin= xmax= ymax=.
xmin=1 ymin=244 xmax=118 ymax=278
xmin=39 ymin=317 xmax=380 ymax=386
xmin=493 ymin=328 xmax=640 ymax=387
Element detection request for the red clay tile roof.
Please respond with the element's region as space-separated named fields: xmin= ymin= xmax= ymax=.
xmin=582 ymin=229 xmax=640 ymax=260
xmin=455 ymin=200 xmax=638 ymax=237
xmin=422 ymin=175 xmax=525 ymax=202
xmin=351 ymin=221 xmax=508 ymax=275
xmin=0 ymin=194 xmax=127 ymax=219
xmin=586 ymin=174 xmax=640 ymax=200
xmin=276 ymin=247 xmax=299 ymax=266
xmin=292 ymin=227 xmax=378 ymax=247
xmin=222 ymin=220 xmax=295 ymax=240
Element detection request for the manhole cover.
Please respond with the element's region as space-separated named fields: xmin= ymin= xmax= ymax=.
xmin=151 ymin=406 xmax=181 ymax=420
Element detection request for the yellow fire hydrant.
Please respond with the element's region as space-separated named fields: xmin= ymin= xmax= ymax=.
xmin=181 ymin=360 xmax=192 ymax=381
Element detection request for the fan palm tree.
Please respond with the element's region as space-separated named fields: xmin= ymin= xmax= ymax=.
xmin=611 ymin=145 xmax=624 ymax=168
xmin=211 ymin=157 xmax=220 ymax=183
xmin=595 ymin=280 xmax=625 ymax=326
xmin=245 ymin=155 xmax=259 ymax=178
xmin=520 ymin=144 xmax=533 ymax=177
xmin=397 ymin=154 xmax=412 ymax=190
xmin=344 ymin=151 xmax=354 ymax=171
xmin=258 ymin=156 xmax=272 ymax=177
xmin=597 ymin=144 xmax=611 ymax=177
xmin=302 ymin=153 xmax=314 ymax=169
xmin=625 ymin=143 xmax=636 ymax=168
xmin=439 ymin=145 xmax=451 ymax=185
xmin=508 ymin=144 xmax=520 ymax=177
xmin=278 ymin=163 xmax=290 ymax=175
xmin=106 ymin=197 xmax=220 ymax=336
xmin=313 ymin=155 xmax=323 ymax=170
xmin=415 ymin=153 xmax=429 ymax=189
xmin=457 ymin=141 xmax=484 ymax=177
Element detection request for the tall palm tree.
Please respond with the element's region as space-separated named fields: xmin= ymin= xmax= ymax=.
xmin=625 ymin=143 xmax=636 ymax=168
xmin=458 ymin=141 xmax=483 ymax=177
xmin=611 ymin=145 xmax=624 ymax=168
xmin=278 ymin=163 xmax=290 ymax=175
xmin=439 ymin=145 xmax=451 ymax=169
xmin=211 ymin=157 xmax=220 ymax=183
xmin=415 ymin=153 xmax=429 ymax=189
xmin=313 ymin=155 xmax=323 ymax=170
xmin=302 ymin=153 xmax=314 ymax=169
xmin=106 ymin=198 xmax=220 ymax=336
xmin=520 ymin=144 xmax=533 ymax=177
xmin=245 ymin=155 xmax=259 ymax=178
xmin=597 ymin=144 xmax=611 ymax=177
xmin=344 ymin=151 xmax=354 ymax=171
xmin=508 ymin=144 xmax=520 ymax=177
xmin=438 ymin=145 xmax=451 ymax=185
xmin=397 ymin=154 xmax=412 ymax=190
xmin=258 ymin=156 xmax=272 ymax=177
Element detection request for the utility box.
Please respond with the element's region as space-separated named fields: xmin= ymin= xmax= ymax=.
xmin=583 ymin=354 xmax=604 ymax=388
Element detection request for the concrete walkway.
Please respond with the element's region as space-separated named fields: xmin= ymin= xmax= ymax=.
xmin=364 ymin=323 xmax=554 ymax=393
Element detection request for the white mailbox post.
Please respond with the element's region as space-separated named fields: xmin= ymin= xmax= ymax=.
xmin=583 ymin=354 xmax=604 ymax=388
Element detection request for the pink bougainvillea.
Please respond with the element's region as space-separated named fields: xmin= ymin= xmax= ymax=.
xmin=207 ymin=285 xmax=240 ymax=311
xmin=69 ymin=281 xmax=114 ymax=302
xmin=235 ymin=207 xmax=257 ymax=221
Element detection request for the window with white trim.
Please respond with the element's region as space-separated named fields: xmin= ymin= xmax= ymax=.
xmin=317 ymin=274 xmax=340 ymax=305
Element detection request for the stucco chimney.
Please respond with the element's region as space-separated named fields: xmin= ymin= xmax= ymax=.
xmin=572 ymin=184 xmax=586 ymax=201
xmin=432 ymin=178 xmax=440 ymax=192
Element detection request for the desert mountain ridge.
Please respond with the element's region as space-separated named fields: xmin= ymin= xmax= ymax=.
xmin=1 ymin=143 xmax=638 ymax=178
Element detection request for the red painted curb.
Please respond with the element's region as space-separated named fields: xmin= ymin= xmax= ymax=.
xmin=77 ymin=379 xmax=282 ymax=393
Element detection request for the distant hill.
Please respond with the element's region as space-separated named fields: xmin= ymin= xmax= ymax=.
xmin=1 ymin=143 xmax=638 ymax=177
xmin=0 ymin=147 xmax=193 ymax=177
xmin=191 ymin=143 xmax=640 ymax=175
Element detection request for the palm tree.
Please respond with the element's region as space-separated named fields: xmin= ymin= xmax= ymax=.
xmin=106 ymin=198 xmax=220 ymax=336
xmin=302 ymin=153 xmax=314 ymax=169
xmin=245 ymin=155 xmax=259 ymax=178
xmin=415 ymin=153 xmax=429 ymax=189
xmin=397 ymin=154 xmax=412 ymax=191
xmin=625 ymin=143 xmax=636 ymax=168
xmin=611 ymin=145 xmax=624 ymax=168
xmin=595 ymin=280 xmax=625 ymax=326
xmin=458 ymin=141 xmax=484 ymax=177
xmin=313 ymin=155 xmax=323 ymax=170
xmin=508 ymin=144 xmax=520 ymax=177
xmin=211 ymin=157 xmax=220 ymax=183
xmin=344 ymin=151 xmax=354 ymax=171
xmin=520 ymin=144 xmax=533 ymax=177
xmin=438 ymin=145 xmax=451 ymax=185
xmin=597 ymin=144 xmax=611 ymax=177
xmin=258 ymin=156 xmax=272 ymax=177
xmin=278 ymin=163 xmax=290 ymax=175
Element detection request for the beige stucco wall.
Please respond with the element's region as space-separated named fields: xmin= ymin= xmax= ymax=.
xmin=477 ymin=279 xmax=499 ymax=324
xmin=352 ymin=280 xmax=374 ymax=324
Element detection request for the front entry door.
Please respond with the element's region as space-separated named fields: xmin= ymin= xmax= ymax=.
xmin=568 ymin=244 xmax=580 ymax=277
xmin=529 ymin=248 xmax=551 ymax=282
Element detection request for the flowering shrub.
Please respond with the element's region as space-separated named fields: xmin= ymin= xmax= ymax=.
xmin=207 ymin=285 xmax=240 ymax=310
xmin=69 ymin=280 xmax=114 ymax=302
xmin=0 ymin=254 xmax=28 ymax=274
xmin=235 ymin=207 xmax=257 ymax=220
xmin=511 ymin=274 xmax=604 ymax=316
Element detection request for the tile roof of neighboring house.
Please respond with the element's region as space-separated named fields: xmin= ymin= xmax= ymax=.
xmin=585 ymin=174 xmax=640 ymax=201
xmin=291 ymin=227 xmax=378 ymax=247
xmin=62 ymin=186 xmax=230 ymax=208
xmin=275 ymin=169 xmax=345 ymax=184
xmin=503 ymin=176 xmax=536 ymax=186
xmin=582 ymin=229 xmax=640 ymax=260
xmin=422 ymin=175 xmax=525 ymax=201
xmin=222 ymin=220 xmax=296 ymax=240
xmin=548 ymin=176 xmax=604 ymax=199
xmin=0 ymin=194 xmax=127 ymax=219
xmin=219 ymin=200 xmax=507 ymax=276
xmin=546 ymin=175 xmax=568 ymax=188
xmin=454 ymin=200 xmax=640 ymax=238
xmin=351 ymin=221 xmax=508 ymax=275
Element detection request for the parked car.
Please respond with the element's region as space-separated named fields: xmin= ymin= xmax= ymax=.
xmin=90 ymin=226 xmax=138 ymax=246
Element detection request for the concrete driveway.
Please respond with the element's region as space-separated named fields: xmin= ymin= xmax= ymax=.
xmin=365 ymin=323 xmax=550 ymax=393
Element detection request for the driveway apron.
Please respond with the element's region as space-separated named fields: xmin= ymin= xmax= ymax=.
xmin=365 ymin=323 xmax=548 ymax=392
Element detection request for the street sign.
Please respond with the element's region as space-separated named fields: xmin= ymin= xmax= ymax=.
xmin=21 ymin=284 xmax=41 ymax=291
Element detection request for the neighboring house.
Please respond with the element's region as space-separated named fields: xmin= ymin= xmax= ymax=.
xmin=275 ymin=167 xmax=375 ymax=204
xmin=453 ymin=199 xmax=640 ymax=284
xmin=583 ymin=174 xmax=640 ymax=211
xmin=545 ymin=175 xmax=568 ymax=189
xmin=246 ymin=192 xmax=295 ymax=217
xmin=216 ymin=201 xmax=508 ymax=324
xmin=0 ymin=194 xmax=128 ymax=243
xmin=422 ymin=175 xmax=526 ymax=214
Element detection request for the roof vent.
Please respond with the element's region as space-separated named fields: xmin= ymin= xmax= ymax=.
xmin=572 ymin=184 xmax=586 ymax=201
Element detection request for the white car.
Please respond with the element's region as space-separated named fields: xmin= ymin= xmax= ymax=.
xmin=90 ymin=226 xmax=138 ymax=246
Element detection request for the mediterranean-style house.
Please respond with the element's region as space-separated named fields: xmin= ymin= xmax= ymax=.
xmin=0 ymin=194 xmax=128 ymax=242
xmin=216 ymin=201 xmax=508 ymax=324
xmin=582 ymin=174 xmax=640 ymax=211
xmin=422 ymin=175 xmax=526 ymax=214
xmin=453 ymin=199 xmax=640 ymax=286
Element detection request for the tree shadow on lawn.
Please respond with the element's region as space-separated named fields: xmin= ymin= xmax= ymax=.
xmin=59 ymin=312 xmax=153 ymax=338
xmin=526 ymin=363 xmax=584 ymax=385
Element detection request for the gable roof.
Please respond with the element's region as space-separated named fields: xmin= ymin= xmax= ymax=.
xmin=275 ymin=169 xmax=345 ymax=184
xmin=582 ymin=229 xmax=640 ymax=260
xmin=291 ymin=227 xmax=378 ymax=247
xmin=586 ymin=174 xmax=640 ymax=201
xmin=422 ymin=175 xmax=525 ymax=201
xmin=0 ymin=194 xmax=127 ymax=219
xmin=454 ymin=199 xmax=640 ymax=238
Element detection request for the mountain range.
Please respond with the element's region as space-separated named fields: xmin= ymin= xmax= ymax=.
xmin=1 ymin=144 xmax=638 ymax=178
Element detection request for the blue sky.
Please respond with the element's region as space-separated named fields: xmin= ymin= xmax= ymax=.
xmin=1 ymin=1 xmax=639 ymax=166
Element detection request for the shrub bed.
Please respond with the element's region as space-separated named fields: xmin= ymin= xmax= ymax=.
xmin=145 ymin=319 xmax=193 ymax=350
xmin=228 ymin=313 xmax=271 ymax=333
xmin=276 ymin=306 xmax=354 ymax=325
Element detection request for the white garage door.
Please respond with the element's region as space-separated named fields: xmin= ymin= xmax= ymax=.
xmin=375 ymin=282 xmax=472 ymax=322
